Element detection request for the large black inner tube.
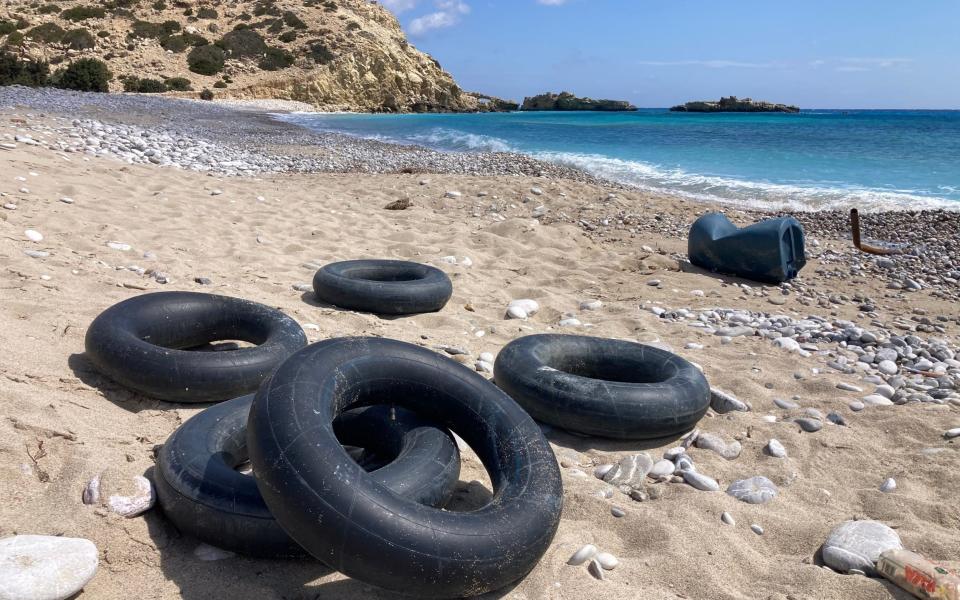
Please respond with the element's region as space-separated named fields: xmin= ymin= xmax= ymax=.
xmin=312 ymin=259 xmax=453 ymax=315
xmin=247 ymin=338 xmax=562 ymax=598
xmin=84 ymin=291 xmax=307 ymax=402
xmin=493 ymin=334 xmax=711 ymax=439
xmin=155 ymin=394 xmax=461 ymax=558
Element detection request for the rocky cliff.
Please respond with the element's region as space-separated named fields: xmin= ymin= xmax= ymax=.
xmin=670 ymin=96 xmax=799 ymax=113
xmin=0 ymin=0 xmax=503 ymax=112
xmin=521 ymin=91 xmax=637 ymax=112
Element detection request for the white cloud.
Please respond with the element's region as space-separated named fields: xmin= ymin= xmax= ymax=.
xmin=408 ymin=0 xmax=470 ymax=36
xmin=537 ymin=0 xmax=569 ymax=5
xmin=636 ymin=59 xmax=775 ymax=69
xmin=380 ymin=0 xmax=419 ymax=14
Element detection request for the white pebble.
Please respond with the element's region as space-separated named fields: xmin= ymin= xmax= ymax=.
xmin=0 ymin=535 xmax=99 ymax=600
xmin=107 ymin=475 xmax=155 ymax=518
xmin=595 ymin=552 xmax=619 ymax=570
xmin=879 ymin=478 xmax=896 ymax=493
xmin=59 ymin=197 xmax=74 ymax=204
xmin=567 ymin=544 xmax=597 ymax=566
xmin=766 ymin=439 xmax=787 ymax=458
xmin=444 ymin=190 xmax=462 ymax=199
xmin=721 ymin=512 xmax=735 ymax=526
xmin=106 ymin=241 xmax=131 ymax=251
xmin=751 ymin=524 xmax=764 ymax=535
xmin=25 ymin=229 xmax=43 ymax=242
xmin=945 ymin=428 xmax=960 ymax=439
xmin=579 ymin=300 xmax=602 ymax=311
xmin=210 ymin=189 xmax=223 ymax=196
xmin=439 ymin=256 xmax=457 ymax=264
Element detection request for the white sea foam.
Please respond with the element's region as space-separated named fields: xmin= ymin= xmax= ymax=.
xmin=532 ymin=151 xmax=960 ymax=212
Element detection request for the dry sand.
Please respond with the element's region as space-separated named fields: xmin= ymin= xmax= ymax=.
xmin=1 ymin=124 xmax=959 ymax=600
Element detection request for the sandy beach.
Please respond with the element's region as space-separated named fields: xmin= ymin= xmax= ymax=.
xmin=1 ymin=91 xmax=959 ymax=600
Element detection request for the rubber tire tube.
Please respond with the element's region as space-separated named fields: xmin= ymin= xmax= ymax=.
xmin=312 ymin=260 xmax=453 ymax=315
xmin=247 ymin=338 xmax=563 ymax=598
xmin=84 ymin=291 xmax=307 ymax=402
xmin=493 ymin=334 xmax=711 ymax=440
xmin=155 ymin=394 xmax=461 ymax=558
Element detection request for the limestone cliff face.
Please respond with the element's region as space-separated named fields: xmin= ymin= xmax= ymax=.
xmin=521 ymin=92 xmax=637 ymax=112
xmin=0 ymin=0 xmax=492 ymax=112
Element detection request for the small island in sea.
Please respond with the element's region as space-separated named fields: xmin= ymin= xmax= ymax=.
xmin=670 ymin=96 xmax=800 ymax=113
xmin=521 ymin=91 xmax=638 ymax=111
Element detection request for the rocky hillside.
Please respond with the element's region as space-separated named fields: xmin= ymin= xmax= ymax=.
xmin=670 ymin=96 xmax=800 ymax=113
xmin=521 ymin=92 xmax=637 ymax=112
xmin=0 ymin=0 xmax=498 ymax=112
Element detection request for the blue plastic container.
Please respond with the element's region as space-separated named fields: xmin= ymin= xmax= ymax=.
xmin=688 ymin=212 xmax=806 ymax=283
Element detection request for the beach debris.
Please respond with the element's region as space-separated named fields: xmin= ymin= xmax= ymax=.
xmin=567 ymin=544 xmax=597 ymax=566
xmin=682 ymin=470 xmax=719 ymax=492
xmin=766 ymin=439 xmax=787 ymax=458
xmin=877 ymin=549 xmax=960 ymax=599
xmin=384 ymin=198 xmax=412 ymax=210
xmin=0 ymin=535 xmax=99 ymax=600
xmin=596 ymin=552 xmax=619 ymax=570
xmin=850 ymin=208 xmax=902 ymax=256
xmin=721 ymin=512 xmax=735 ymax=526
xmin=694 ymin=432 xmax=742 ymax=460
xmin=505 ymin=299 xmax=539 ymax=320
xmin=587 ymin=558 xmax=605 ymax=580
xmin=879 ymin=478 xmax=897 ymax=493
xmin=821 ymin=520 xmax=902 ymax=574
xmin=25 ymin=229 xmax=43 ymax=242
xmin=751 ymin=524 xmax=764 ymax=536
xmin=710 ymin=388 xmax=750 ymax=413
xmin=726 ymin=476 xmax=778 ymax=504
xmin=193 ymin=543 xmax=236 ymax=562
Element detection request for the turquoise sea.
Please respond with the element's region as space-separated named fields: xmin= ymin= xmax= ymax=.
xmin=278 ymin=109 xmax=960 ymax=211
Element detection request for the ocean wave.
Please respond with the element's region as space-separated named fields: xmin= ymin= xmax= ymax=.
xmin=404 ymin=128 xmax=515 ymax=153
xmin=532 ymin=151 xmax=960 ymax=212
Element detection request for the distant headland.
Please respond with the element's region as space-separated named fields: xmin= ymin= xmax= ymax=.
xmin=521 ymin=92 xmax=638 ymax=112
xmin=670 ymin=96 xmax=800 ymax=113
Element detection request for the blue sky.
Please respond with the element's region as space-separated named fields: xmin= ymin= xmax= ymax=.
xmin=380 ymin=0 xmax=960 ymax=109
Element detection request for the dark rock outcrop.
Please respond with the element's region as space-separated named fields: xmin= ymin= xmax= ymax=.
xmin=521 ymin=91 xmax=637 ymax=112
xmin=670 ymin=96 xmax=799 ymax=113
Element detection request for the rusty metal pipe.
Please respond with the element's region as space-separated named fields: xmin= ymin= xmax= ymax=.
xmin=850 ymin=209 xmax=901 ymax=255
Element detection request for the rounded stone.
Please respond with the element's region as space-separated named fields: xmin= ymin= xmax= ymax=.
xmin=795 ymin=418 xmax=823 ymax=432
xmin=726 ymin=476 xmax=778 ymax=504
xmin=682 ymin=470 xmax=719 ymax=492
xmin=766 ymin=439 xmax=787 ymax=458
xmin=721 ymin=511 xmax=735 ymax=526
xmin=879 ymin=478 xmax=896 ymax=493
xmin=0 ymin=535 xmax=99 ymax=600
xmin=821 ymin=520 xmax=902 ymax=574
xmin=649 ymin=459 xmax=675 ymax=479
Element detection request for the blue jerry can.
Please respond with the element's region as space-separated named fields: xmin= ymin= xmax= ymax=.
xmin=687 ymin=212 xmax=806 ymax=283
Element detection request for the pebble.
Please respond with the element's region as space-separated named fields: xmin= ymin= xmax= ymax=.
xmin=879 ymin=478 xmax=896 ymax=493
xmin=714 ymin=326 xmax=755 ymax=337
xmin=580 ymin=299 xmax=602 ymax=311
xmin=567 ymin=544 xmax=597 ymax=566
xmin=24 ymin=229 xmax=43 ymax=242
xmin=773 ymin=398 xmax=799 ymax=410
xmin=559 ymin=318 xmax=582 ymax=327
xmin=2 ymin=203 xmax=16 ymax=210
xmin=710 ymin=388 xmax=749 ymax=413
xmin=595 ymin=552 xmax=619 ymax=570
xmin=751 ymin=524 xmax=764 ymax=535
xmin=874 ymin=384 xmax=896 ymax=399
xmin=57 ymin=196 xmax=75 ymax=203
xmin=944 ymin=428 xmax=960 ymax=439
xmin=794 ymin=418 xmax=823 ymax=432
xmin=593 ymin=464 xmax=614 ymax=479
xmin=877 ymin=360 xmax=899 ymax=376
xmin=682 ymin=470 xmax=720 ymax=491
xmin=603 ymin=453 xmax=653 ymax=490
xmin=849 ymin=401 xmax=865 ymax=412
xmin=0 ymin=535 xmax=99 ymax=600
xmin=836 ymin=383 xmax=864 ymax=393
xmin=821 ymin=520 xmax=902 ymax=574
xmin=475 ymin=360 xmax=493 ymax=374
xmin=506 ymin=299 xmax=539 ymax=320
xmin=726 ymin=476 xmax=778 ymax=504
xmin=610 ymin=507 xmax=625 ymax=518
xmin=827 ymin=412 xmax=848 ymax=426
xmin=862 ymin=394 xmax=894 ymax=406
xmin=648 ymin=459 xmax=675 ymax=479
xmin=721 ymin=511 xmax=735 ymax=526
xmin=193 ymin=543 xmax=236 ymax=562
xmin=194 ymin=277 xmax=212 ymax=285
xmin=107 ymin=475 xmax=155 ymax=518
xmin=24 ymin=250 xmax=49 ymax=258
xmin=587 ymin=558 xmax=605 ymax=580
xmin=210 ymin=189 xmax=223 ymax=196
xmin=292 ymin=283 xmax=312 ymax=292
xmin=694 ymin=432 xmax=742 ymax=460
xmin=106 ymin=241 xmax=131 ymax=251
xmin=766 ymin=439 xmax=787 ymax=458
xmin=479 ymin=352 xmax=495 ymax=363
xmin=646 ymin=279 xmax=661 ymax=287
xmin=444 ymin=190 xmax=462 ymax=199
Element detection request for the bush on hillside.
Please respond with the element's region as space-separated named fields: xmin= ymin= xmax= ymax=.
xmin=164 ymin=76 xmax=191 ymax=91
xmin=26 ymin=22 xmax=66 ymax=43
xmin=0 ymin=21 xmax=17 ymax=36
xmin=282 ymin=11 xmax=307 ymax=29
xmin=160 ymin=32 xmax=208 ymax=52
xmin=3 ymin=31 xmax=26 ymax=47
xmin=54 ymin=57 xmax=111 ymax=92
xmin=37 ymin=4 xmax=62 ymax=15
xmin=308 ymin=41 xmax=335 ymax=64
xmin=123 ymin=76 xmax=166 ymax=92
xmin=199 ymin=88 xmax=213 ymax=100
xmin=279 ymin=30 xmax=297 ymax=43
xmin=213 ymin=80 xmax=226 ymax=88
xmin=197 ymin=7 xmax=218 ymax=19
xmin=187 ymin=44 xmax=224 ymax=74
xmin=218 ymin=29 xmax=266 ymax=57
xmin=0 ymin=51 xmax=49 ymax=86
xmin=258 ymin=46 xmax=293 ymax=71
xmin=130 ymin=19 xmax=181 ymax=39
xmin=61 ymin=6 xmax=106 ymax=21
xmin=63 ymin=28 xmax=96 ymax=50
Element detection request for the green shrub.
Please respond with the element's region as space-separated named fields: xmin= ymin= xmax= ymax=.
xmin=187 ymin=44 xmax=224 ymax=74
xmin=152 ymin=0 xmax=167 ymax=10
xmin=258 ymin=46 xmax=292 ymax=71
xmin=282 ymin=11 xmax=306 ymax=29
xmin=197 ymin=7 xmax=217 ymax=19
xmin=218 ymin=29 xmax=266 ymax=57
xmin=279 ymin=30 xmax=296 ymax=43
xmin=0 ymin=21 xmax=17 ymax=36
xmin=62 ymin=28 xmax=96 ymax=50
xmin=37 ymin=4 xmax=62 ymax=15
xmin=54 ymin=57 xmax=111 ymax=92
xmin=346 ymin=21 xmax=360 ymax=31
xmin=125 ymin=77 xmax=165 ymax=92
xmin=253 ymin=0 xmax=280 ymax=16
xmin=130 ymin=19 xmax=180 ymax=39
xmin=61 ymin=6 xmax=106 ymax=21
xmin=0 ymin=51 xmax=49 ymax=86
xmin=160 ymin=32 xmax=206 ymax=52
xmin=199 ymin=87 xmax=213 ymax=100
xmin=213 ymin=80 xmax=226 ymax=88
xmin=182 ymin=6 xmax=193 ymax=16
xmin=27 ymin=22 xmax=65 ymax=43
xmin=164 ymin=76 xmax=191 ymax=90
xmin=267 ymin=18 xmax=283 ymax=34
xmin=97 ymin=30 xmax=110 ymax=38
xmin=308 ymin=41 xmax=335 ymax=64
xmin=4 ymin=31 xmax=25 ymax=47
xmin=237 ymin=12 xmax=251 ymax=21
